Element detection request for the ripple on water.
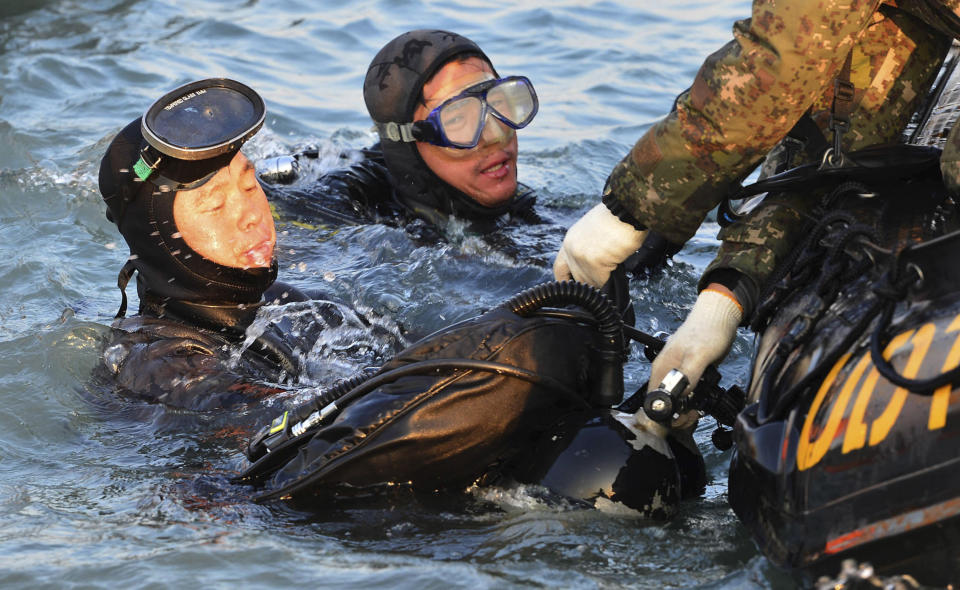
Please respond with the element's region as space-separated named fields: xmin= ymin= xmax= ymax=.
xmin=0 ymin=0 xmax=811 ymax=588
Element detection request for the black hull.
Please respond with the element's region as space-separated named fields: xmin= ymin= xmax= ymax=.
xmin=731 ymin=389 xmax=960 ymax=583
xmin=728 ymin=169 xmax=960 ymax=585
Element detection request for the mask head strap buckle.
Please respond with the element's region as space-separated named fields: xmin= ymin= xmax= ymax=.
xmin=133 ymin=146 xmax=162 ymax=182
xmin=377 ymin=121 xmax=417 ymax=143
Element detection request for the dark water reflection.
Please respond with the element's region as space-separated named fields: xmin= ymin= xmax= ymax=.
xmin=0 ymin=0 xmax=827 ymax=588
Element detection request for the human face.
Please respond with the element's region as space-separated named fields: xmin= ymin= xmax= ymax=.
xmin=414 ymin=57 xmax=519 ymax=208
xmin=172 ymin=152 xmax=276 ymax=269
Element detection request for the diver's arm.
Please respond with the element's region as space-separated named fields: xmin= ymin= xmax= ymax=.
xmin=109 ymin=346 xmax=284 ymax=411
xmin=102 ymin=323 xmax=285 ymax=411
xmin=603 ymin=0 xmax=880 ymax=246
xmin=262 ymin=146 xmax=396 ymax=225
xmin=323 ymin=147 xmax=397 ymax=216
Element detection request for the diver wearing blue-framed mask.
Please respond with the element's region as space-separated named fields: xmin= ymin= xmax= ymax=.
xmin=261 ymin=29 xmax=542 ymax=240
xmin=363 ymin=29 xmax=538 ymax=226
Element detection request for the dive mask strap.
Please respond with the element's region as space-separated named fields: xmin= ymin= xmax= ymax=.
xmin=115 ymin=259 xmax=137 ymax=318
xmin=132 ymin=144 xmax=220 ymax=191
xmin=376 ymin=121 xmax=418 ymax=143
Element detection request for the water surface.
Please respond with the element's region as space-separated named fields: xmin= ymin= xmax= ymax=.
xmin=0 ymin=1 xmax=808 ymax=588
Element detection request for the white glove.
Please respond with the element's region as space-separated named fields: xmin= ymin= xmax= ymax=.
xmin=647 ymin=288 xmax=743 ymax=398
xmin=553 ymin=203 xmax=647 ymax=287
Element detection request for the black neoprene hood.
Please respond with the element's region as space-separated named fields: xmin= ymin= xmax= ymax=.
xmin=98 ymin=117 xmax=276 ymax=308
xmin=363 ymin=29 xmax=492 ymax=131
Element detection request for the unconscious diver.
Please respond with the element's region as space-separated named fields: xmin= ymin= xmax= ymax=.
xmin=235 ymin=279 xmax=743 ymax=518
xmin=95 ymin=78 xmax=403 ymax=411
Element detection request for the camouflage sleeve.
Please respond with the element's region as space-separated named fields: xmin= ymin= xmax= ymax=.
xmin=699 ymin=189 xmax=821 ymax=300
xmin=700 ymin=5 xmax=951 ymax=304
xmin=605 ymin=0 xmax=885 ymax=245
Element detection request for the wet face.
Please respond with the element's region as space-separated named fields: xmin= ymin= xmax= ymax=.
xmin=414 ymin=57 xmax=519 ymax=208
xmin=172 ymin=152 xmax=276 ymax=269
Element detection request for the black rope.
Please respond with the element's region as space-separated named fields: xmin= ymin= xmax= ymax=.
xmin=751 ymin=211 xmax=860 ymax=331
xmin=754 ymin=203 xmax=884 ymax=423
xmin=868 ymin=266 xmax=960 ymax=393
xmin=752 ymin=181 xmax=877 ymax=333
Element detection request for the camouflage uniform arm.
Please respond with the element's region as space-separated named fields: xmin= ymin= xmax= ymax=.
xmin=700 ymin=189 xmax=822 ymax=307
xmin=605 ymin=0 xmax=883 ymax=245
xmin=700 ymin=5 xmax=951 ymax=311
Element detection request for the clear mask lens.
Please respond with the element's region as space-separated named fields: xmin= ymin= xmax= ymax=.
xmin=439 ymin=96 xmax=484 ymax=146
xmin=426 ymin=76 xmax=538 ymax=149
xmin=486 ymin=78 xmax=536 ymax=127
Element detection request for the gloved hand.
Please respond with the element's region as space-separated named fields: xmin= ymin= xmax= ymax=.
xmin=647 ymin=287 xmax=743 ymax=399
xmin=553 ymin=203 xmax=647 ymax=287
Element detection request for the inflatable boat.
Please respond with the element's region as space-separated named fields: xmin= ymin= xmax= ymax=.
xmin=725 ymin=54 xmax=960 ymax=585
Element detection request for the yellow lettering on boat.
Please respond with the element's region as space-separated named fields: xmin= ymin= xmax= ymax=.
xmin=930 ymin=314 xmax=960 ymax=430
xmin=869 ymin=323 xmax=936 ymax=446
xmin=798 ymin=353 xmax=851 ymax=471
xmin=811 ymin=352 xmax=873 ymax=460
xmin=843 ymin=329 xmax=914 ymax=453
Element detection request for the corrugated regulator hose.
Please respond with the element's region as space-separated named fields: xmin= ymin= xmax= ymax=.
xmin=500 ymin=280 xmax=624 ymax=407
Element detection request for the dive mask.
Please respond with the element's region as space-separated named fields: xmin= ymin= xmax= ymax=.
xmin=134 ymin=78 xmax=266 ymax=191
xmin=377 ymin=76 xmax=538 ymax=149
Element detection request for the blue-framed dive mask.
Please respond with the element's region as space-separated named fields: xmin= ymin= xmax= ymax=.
xmin=378 ymin=76 xmax=538 ymax=149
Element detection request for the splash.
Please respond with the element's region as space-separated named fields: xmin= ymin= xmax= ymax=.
xmin=233 ymin=297 xmax=407 ymax=387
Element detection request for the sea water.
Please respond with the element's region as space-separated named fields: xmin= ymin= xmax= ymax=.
xmin=0 ymin=0 xmax=806 ymax=587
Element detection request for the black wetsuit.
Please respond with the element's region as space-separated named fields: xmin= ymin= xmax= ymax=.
xmin=96 ymin=282 xmax=371 ymax=412
xmin=266 ymin=144 xmax=542 ymax=243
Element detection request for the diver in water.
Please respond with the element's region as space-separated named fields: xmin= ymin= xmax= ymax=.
xmin=263 ymin=29 xmax=542 ymax=243
xmin=553 ymin=0 xmax=960 ymax=404
xmin=96 ymin=78 xmax=390 ymax=411
xmin=93 ymin=81 xmax=709 ymax=516
xmin=270 ymin=29 xmax=647 ymax=307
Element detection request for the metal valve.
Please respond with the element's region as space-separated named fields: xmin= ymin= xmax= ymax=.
xmin=642 ymin=368 xmax=689 ymax=422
